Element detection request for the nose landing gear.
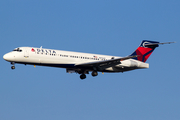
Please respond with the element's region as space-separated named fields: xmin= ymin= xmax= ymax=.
xmin=11 ymin=66 xmax=15 ymax=69
xmin=11 ymin=62 xmax=15 ymax=70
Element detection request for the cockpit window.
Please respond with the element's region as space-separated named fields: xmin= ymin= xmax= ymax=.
xmin=13 ymin=48 xmax=22 ymax=52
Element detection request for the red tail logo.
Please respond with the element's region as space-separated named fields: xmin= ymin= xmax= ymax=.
xmin=130 ymin=40 xmax=159 ymax=62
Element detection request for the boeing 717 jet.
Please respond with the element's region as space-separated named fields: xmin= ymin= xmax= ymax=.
xmin=3 ymin=40 xmax=174 ymax=79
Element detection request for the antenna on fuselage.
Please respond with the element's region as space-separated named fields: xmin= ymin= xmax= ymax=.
xmin=40 ymin=46 xmax=42 ymax=49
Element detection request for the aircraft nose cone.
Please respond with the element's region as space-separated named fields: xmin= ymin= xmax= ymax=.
xmin=3 ymin=54 xmax=8 ymax=60
xmin=3 ymin=53 xmax=15 ymax=61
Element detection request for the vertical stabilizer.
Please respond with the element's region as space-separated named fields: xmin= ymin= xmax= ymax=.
xmin=130 ymin=40 xmax=159 ymax=62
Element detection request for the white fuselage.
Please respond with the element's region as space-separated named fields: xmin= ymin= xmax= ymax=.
xmin=3 ymin=47 xmax=149 ymax=73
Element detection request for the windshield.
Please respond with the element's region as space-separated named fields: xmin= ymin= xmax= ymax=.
xmin=13 ymin=48 xmax=22 ymax=52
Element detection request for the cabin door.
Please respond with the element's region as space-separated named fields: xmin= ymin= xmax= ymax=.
xmin=24 ymin=48 xmax=29 ymax=58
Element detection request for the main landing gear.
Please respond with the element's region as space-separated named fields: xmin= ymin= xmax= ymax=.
xmin=80 ymin=71 xmax=98 ymax=80
xmin=91 ymin=71 xmax=98 ymax=77
xmin=80 ymin=74 xmax=86 ymax=79
xmin=11 ymin=62 xmax=15 ymax=70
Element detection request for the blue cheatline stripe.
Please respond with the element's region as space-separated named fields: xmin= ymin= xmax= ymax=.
xmin=15 ymin=62 xmax=94 ymax=70
xmin=16 ymin=62 xmax=75 ymax=68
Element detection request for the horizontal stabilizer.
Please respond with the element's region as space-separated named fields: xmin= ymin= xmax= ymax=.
xmin=145 ymin=42 xmax=175 ymax=46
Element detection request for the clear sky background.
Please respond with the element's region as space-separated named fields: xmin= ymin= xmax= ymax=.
xmin=0 ymin=0 xmax=179 ymax=120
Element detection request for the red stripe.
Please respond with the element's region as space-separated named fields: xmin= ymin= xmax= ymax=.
xmin=136 ymin=47 xmax=153 ymax=62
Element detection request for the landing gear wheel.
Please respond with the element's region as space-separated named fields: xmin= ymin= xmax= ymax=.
xmin=80 ymin=74 xmax=86 ymax=80
xmin=11 ymin=66 xmax=15 ymax=70
xmin=91 ymin=71 xmax=98 ymax=77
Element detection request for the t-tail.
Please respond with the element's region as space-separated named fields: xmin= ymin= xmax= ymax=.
xmin=130 ymin=40 xmax=174 ymax=62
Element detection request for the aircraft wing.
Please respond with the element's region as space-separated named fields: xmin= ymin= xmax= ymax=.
xmin=75 ymin=55 xmax=138 ymax=70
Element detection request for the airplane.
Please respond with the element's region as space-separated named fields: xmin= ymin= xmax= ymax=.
xmin=3 ymin=40 xmax=174 ymax=79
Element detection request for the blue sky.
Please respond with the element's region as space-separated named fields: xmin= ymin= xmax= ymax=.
xmin=0 ymin=0 xmax=179 ymax=120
